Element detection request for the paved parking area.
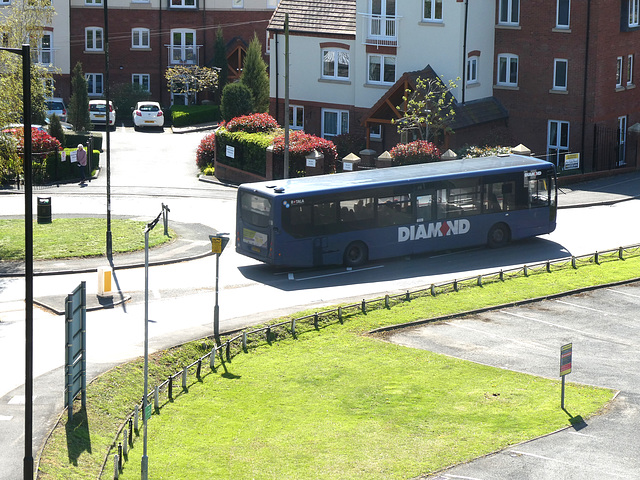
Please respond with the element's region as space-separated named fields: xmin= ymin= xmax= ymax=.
xmin=389 ymin=282 xmax=640 ymax=479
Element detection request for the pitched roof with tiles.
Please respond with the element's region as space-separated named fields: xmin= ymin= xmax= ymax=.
xmin=268 ymin=0 xmax=356 ymax=37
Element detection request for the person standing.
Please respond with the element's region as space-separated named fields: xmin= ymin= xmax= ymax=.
xmin=77 ymin=144 xmax=87 ymax=184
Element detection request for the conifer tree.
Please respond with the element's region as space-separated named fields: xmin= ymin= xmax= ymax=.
xmin=68 ymin=62 xmax=91 ymax=131
xmin=212 ymin=27 xmax=228 ymax=103
xmin=240 ymin=34 xmax=270 ymax=113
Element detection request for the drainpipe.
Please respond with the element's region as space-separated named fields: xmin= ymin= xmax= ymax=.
xmin=159 ymin=0 xmax=163 ymax=104
xmin=461 ymin=0 xmax=469 ymax=103
xmin=274 ymin=28 xmax=279 ymax=122
xmin=581 ymin=0 xmax=592 ymax=172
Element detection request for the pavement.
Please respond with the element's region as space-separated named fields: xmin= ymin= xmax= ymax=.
xmin=0 ymin=168 xmax=640 ymax=479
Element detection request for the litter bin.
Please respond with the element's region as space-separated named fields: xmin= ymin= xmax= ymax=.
xmin=37 ymin=197 xmax=51 ymax=224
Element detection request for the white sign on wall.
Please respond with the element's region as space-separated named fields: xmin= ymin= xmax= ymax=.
xmin=564 ymin=153 xmax=580 ymax=170
xmin=306 ymin=158 xmax=316 ymax=168
xmin=226 ymin=145 xmax=235 ymax=159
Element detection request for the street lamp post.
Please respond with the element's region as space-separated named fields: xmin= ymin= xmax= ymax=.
xmin=1 ymin=43 xmax=34 ymax=480
xmin=103 ymin=0 xmax=112 ymax=257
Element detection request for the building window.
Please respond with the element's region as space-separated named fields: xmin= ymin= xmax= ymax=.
xmin=556 ymin=0 xmax=570 ymax=28
xmin=368 ymin=54 xmax=395 ymax=84
xmin=498 ymin=0 xmax=519 ymax=25
xmin=322 ymin=109 xmax=349 ymax=140
xmin=616 ymin=56 xmax=623 ymax=87
xmin=132 ymin=28 xmax=150 ymax=49
xmin=497 ymin=54 xmax=518 ymax=86
xmin=0 ymin=0 xmax=11 ymax=5
xmin=132 ymin=74 xmax=150 ymax=92
xmin=86 ymin=73 xmax=103 ymax=95
xmin=369 ymin=124 xmax=382 ymax=140
xmin=322 ymin=49 xmax=349 ymax=80
xmin=289 ymin=105 xmax=304 ymax=130
xmin=467 ymin=56 xmax=478 ymax=84
xmin=618 ymin=115 xmax=627 ymax=165
xmin=423 ymin=0 xmax=442 ymax=22
xmin=630 ymin=0 xmax=640 ymax=27
xmin=37 ymin=33 xmax=52 ymax=65
xmin=85 ymin=27 xmax=103 ymax=52
xmin=170 ymin=0 xmax=195 ymax=8
xmin=368 ymin=0 xmax=397 ymax=38
xmin=628 ymin=54 xmax=634 ymax=85
xmin=85 ymin=0 xmax=102 ymax=5
xmin=547 ymin=120 xmax=569 ymax=167
xmin=232 ymin=0 xmax=243 ymax=7
xmin=553 ymin=59 xmax=568 ymax=90
xmin=170 ymin=29 xmax=197 ymax=64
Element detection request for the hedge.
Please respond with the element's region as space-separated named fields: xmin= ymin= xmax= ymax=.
xmin=170 ymin=105 xmax=221 ymax=127
xmin=214 ymin=129 xmax=276 ymax=176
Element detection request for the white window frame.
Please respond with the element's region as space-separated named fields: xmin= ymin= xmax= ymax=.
xmin=556 ymin=0 xmax=570 ymax=28
xmin=170 ymin=28 xmax=197 ymax=64
xmin=466 ymin=56 xmax=478 ymax=84
xmin=322 ymin=109 xmax=349 ymax=140
xmin=132 ymin=28 xmax=150 ymax=49
xmin=85 ymin=73 xmax=103 ymax=96
xmin=322 ymin=49 xmax=349 ymax=80
xmin=289 ymin=105 xmax=304 ymax=130
xmin=497 ymin=54 xmax=518 ymax=87
xmin=369 ymin=124 xmax=382 ymax=140
xmin=368 ymin=54 xmax=395 ymax=84
xmin=232 ymin=0 xmax=244 ymax=7
xmin=170 ymin=0 xmax=195 ymax=8
xmin=0 ymin=0 xmax=11 ymax=5
xmin=498 ymin=0 xmax=519 ymax=26
xmin=630 ymin=0 xmax=640 ymax=27
xmin=553 ymin=59 xmax=568 ymax=91
xmin=547 ymin=120 xmax=569 ymax=167
xmin=84 ymin=0 xmax=102 ymax=5
xmin=132 ymin=73 xmax=150 ymax=92
xmin=37 ymin=32 xmax=53 ymax=65
xmin=628 ymin=54 xmax=634 ymax=85
xmin=85 ymin=27 xmax=103 ymax=52
xmin=616 ymin=56 xmax=624 ymax=88
xmin=422 ymin=0 xmax=443 ymax=22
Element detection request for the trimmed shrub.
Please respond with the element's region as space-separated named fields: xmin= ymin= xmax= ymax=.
xmin=215 ymin=128 xmax=275 ymax=176
xmin=170 ymin=105 xmax=221 ymax=127
xmin=226 ymin=113 xmax=279 ymax=133
xmin=390 ymin=140 xmax=441 ymax=166
xmin=0 ymin=133 xmax=21 ymax=184
xmin=333 ymin=133 xmax=366 ymax=159
xmin=220 ymin=82 xmax=253 ymax=121
xmin=196 ymin=132 xmax=216 ymax=170
xmin=271 ymin=130 xmax=338 ymax=177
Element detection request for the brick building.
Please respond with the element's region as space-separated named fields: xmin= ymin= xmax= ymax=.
xmin=65 ymin=0 xmax=278 ymax=108
xmin=493 ymin=0 xmax=640 ymax=173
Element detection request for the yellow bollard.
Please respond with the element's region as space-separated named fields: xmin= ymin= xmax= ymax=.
xmin=97 ymin=267 xmax=112 ymax=296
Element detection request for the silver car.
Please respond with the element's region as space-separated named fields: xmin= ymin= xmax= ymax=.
xmin=45 ymin=98 xmax=67 ymax=122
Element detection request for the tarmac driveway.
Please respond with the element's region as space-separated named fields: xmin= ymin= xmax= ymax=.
xmin=388 ymin=281 xmax=640 ymax=479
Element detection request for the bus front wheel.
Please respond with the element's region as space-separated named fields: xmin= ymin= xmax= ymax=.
xmin=344 ymin=241 xmax=368 ymax=267
xmin=487 ymin=223 xmax=510 ymax=248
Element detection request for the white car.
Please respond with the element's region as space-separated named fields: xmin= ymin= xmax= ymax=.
xmin=132 ymin=101 xmax=165 ymax=130
xmin=89 ymin=100 xmax=116 ymax=127
xmin=45 ymin=98 xmax=67 ymax=122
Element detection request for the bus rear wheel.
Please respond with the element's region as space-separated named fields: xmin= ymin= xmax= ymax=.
xmin=487 ymin=223 xmax=510 ymax=248
xmin=344 ymin=241 xmax=368 ymax=267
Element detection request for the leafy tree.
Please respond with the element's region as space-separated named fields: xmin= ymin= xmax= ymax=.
xmin=165 ymin=65 xmax=218 ymax=105
xmin=240 ymin=34 xmax=270 ymax=113
xmin=0 ymin=134 xmax=21 ymax=184
xmin=68 ymin=62 xmax=91 ymax=131
xmin=211 ymin=27 xmax=228 ymax=103
xmin=112 ymin=82 xmax=151 ymax=121
xmin=220 ymin=82 xmax=253 ymax=121
xmin=0 ymin=0 xmax=55 ymax=128
xmin=394 ymin=75 xmax=458 ymax=144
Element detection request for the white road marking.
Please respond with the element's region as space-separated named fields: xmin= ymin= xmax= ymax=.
xmin=555 ymin=299 xmax=609 ymax=314
xmin=293 ymin=265 xmax=384 ymax=281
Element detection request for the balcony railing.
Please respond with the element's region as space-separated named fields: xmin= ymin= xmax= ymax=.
xmin=165 ymin=44 xmax=202 ymax=65
xmin=360 ymin=12 xmax=399 ymax=47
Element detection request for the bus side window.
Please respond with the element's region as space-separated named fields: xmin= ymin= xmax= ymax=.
xmin=377 ymin=195 xmax=412 ymax=226
xmin=313 ymin=201 xmax=337 ymax=227
xmin=416 ymin=194 xmax=433 ymax=222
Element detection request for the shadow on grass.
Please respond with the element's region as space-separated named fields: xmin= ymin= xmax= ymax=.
xmin=65 ymin=405 xmax=92 ymax=465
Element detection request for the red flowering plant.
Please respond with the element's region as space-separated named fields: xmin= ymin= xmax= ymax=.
xmin=196 ymin=132 xmax=217 ymax=170
xmin=271 ymin=130 xmax=338 ymax=176
xmin=389 ymin=140 xmax=441 ymax=166
xmin=225 ymin=113 xmax=280 ymax=134
xmin=4 ymin=127 xmax=62 ymax=157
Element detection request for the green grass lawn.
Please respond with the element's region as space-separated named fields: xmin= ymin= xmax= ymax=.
xmin=36 ymin=253 xmax=640 ymax=480
xmin=0 ymin=218 xmax=173 ymax=260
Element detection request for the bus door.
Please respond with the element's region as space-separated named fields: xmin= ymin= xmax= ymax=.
xmin=409 ymin=190 xmax=437 ymax=254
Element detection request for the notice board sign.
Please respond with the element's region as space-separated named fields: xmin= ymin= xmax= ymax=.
xmin=564 ymin=153 xmax=580 ymax=170
xmin=560 ymin=343 xmax=572 ymax=376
